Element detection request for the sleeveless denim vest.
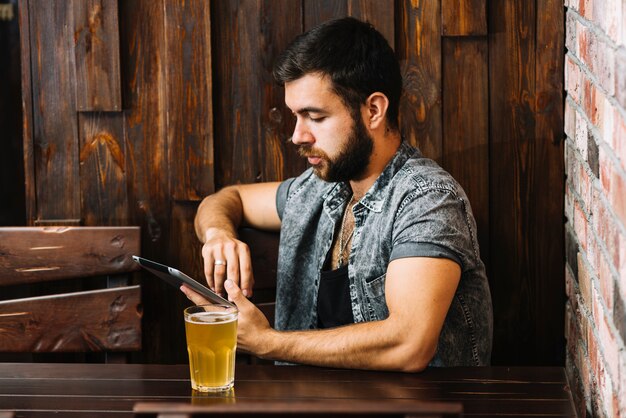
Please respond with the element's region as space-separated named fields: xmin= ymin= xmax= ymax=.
xmin=275 ymin=142 xmax=493 ymax=366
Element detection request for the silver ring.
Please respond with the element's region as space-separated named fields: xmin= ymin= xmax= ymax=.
xmin=214 ymin=259 xmax=227 ymax=266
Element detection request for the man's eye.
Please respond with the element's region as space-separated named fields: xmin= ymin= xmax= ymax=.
xmin=310 ymin=116 xmax=326 ymax=122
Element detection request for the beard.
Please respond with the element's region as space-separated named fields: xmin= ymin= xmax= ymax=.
xmin=298 ymin=114 xmax=374 ymax=183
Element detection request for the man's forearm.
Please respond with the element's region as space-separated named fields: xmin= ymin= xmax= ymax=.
xmin=194 ymin=186 xmax=244 ymax=242
xmin=258 ymin=319 xmax=433 ymax=373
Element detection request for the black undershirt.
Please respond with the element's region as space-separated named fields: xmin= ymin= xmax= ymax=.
xmin=317 ymin=265 xmax=354 ymax=328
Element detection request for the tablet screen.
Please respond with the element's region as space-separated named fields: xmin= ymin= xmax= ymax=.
xmin=132 ymin=256 xmax=235 ymax=307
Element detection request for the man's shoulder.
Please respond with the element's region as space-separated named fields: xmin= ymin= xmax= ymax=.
xmin=394 ymin=155 xmax=463 ymax=197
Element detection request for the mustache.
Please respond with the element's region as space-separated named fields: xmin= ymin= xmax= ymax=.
xmin=297 ymin=145 xmax=322 ymax=158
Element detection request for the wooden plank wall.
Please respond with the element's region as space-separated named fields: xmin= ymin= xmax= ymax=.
xmin=18 ymin=0 xmax=564 ymax=365
xmin=488 ymin=0 xmax=565 ymax=365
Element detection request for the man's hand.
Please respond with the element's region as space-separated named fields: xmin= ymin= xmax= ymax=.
xmin=223 ymin=279 xmax=273 ymax=355
xmin=180 ymin=281 xmax=273 ymax=357
xmin=202 ymin=228 xmax=254 ymax=297
xmin=194 ymin=182 xmax=281 ymax=298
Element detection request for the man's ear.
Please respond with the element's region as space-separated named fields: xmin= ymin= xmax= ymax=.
xmin=365 ymin=92 xmax=389 ymax=130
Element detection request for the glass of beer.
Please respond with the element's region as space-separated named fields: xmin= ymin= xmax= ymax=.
xmin=184 ymin=304 xmax=238 ymax=392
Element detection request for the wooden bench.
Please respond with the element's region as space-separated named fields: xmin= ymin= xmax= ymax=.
xmin=0 ymin=226 xmax=142 ymax=361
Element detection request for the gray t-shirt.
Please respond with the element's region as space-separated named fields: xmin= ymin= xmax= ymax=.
xmin=275 ymin=141 xmax=493 ymax=366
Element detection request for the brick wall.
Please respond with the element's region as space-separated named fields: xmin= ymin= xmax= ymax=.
xmin=564 ymin=0 xmax=626 ymax=416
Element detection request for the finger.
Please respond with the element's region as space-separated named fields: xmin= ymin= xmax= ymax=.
xmin=213 ymin=245 xmax=232 ymax=295
xmin=213 ymin=257 xmax=228 ymax=296
xmin=180 ymin=285 xmax=211 ymax=305
xmin=225 ymin=244 xmax=241 ymax=289
xmin=202 ymin=244 xmax=216 ymax=290
xmin=237 ymin=243 xmax=254 ymax=297
xmin=224 ymin=279 xmax=249 ymax=306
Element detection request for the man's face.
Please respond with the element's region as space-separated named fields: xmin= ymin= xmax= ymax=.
xmin=284 ymin=73 xmax=373 ymax=182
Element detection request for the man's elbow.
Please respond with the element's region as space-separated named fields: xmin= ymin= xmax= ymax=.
xmin=392 ymin=340 xmax=437 ymax=373
xmin=398 ymin=350 xmax=434 ymax=373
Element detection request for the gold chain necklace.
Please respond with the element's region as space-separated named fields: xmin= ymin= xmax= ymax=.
xmin=337 ymin=196 xmax=355 ymax=268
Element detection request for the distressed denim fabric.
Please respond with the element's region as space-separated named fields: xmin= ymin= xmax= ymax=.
xmin=275 ymin=142 xmax=493 ymax=366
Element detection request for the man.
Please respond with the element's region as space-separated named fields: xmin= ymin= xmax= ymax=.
xmin=182 ymin=17 xmax=492 ymax=372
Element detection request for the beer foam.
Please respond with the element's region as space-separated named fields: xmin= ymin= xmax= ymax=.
xmin=186 ymin=311 xmax=237 ymax=324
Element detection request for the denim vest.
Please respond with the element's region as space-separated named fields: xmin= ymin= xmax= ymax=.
xmin=275 ymin=142 xmax=493 ymax=366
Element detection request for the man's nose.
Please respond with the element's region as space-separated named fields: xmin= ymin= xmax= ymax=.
xmin=291 ymin=120 xmax=313 ymax=145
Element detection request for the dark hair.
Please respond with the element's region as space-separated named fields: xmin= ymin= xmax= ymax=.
xmin=273 ymin=17 xmax=402 ymax=130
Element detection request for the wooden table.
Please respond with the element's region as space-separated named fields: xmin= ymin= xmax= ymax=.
xmin=0 ymin=363 xmax=576 ymax=417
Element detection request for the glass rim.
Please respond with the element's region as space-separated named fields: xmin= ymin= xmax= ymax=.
xmin=184 ymin=303 xmax=238 ymax=320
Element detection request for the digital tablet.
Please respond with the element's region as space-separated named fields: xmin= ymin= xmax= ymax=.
xmin=132 ymin=255 xmax=235 ymax=307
